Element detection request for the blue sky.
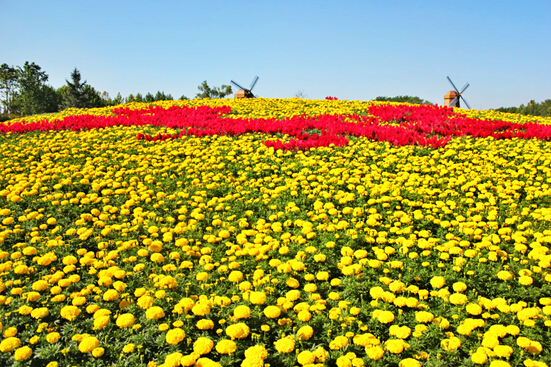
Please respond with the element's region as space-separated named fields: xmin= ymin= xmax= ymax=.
xmin=2 ymin=0 xmax=550 ymax=110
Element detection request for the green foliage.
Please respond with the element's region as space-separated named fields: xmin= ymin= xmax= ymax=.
xmin=374 ymin=95 xmax=433 ymax=105
xmin=195 ymin=80 xmax=232 ymax=99
xmin=15 ymin=62 xmax=59 ymax=116
xmin=61 ymin=68 xmax=105 ymax=110
xmin=494 ymin=99 xmax=551 ymax=117
xmin=0 ymin=63 xmax=19 ymax=114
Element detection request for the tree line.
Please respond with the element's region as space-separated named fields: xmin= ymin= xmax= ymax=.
xmin=494 ymin=99 xmax=551 ymax=117
xmin=0 ymin=61 xmax=234 ymax=120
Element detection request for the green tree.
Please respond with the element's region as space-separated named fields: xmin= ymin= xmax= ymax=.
xmin=62 ymin=68 xmax=103 ymax=109
xmin=374 ymin=95 xmax=433 ymax=105
xmin=0 ymin=63 xmax=19 ymax=114
xmin=195 ymin=81 xmax=232 ymax=99
xmin=16 ymin=61 xmax=58 ymax=115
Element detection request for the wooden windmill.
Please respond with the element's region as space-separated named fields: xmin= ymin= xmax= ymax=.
xmin=231 ymin=76 xmax=259 ymax=98
xmin=445 ymin=76 xmax=471 ymax=109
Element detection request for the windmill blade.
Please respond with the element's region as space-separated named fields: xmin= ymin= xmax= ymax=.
xmin=447 ymin=76 xmax=460 ymax=93
xmin=449 ymin=96 xmax=459 ymax=108
xmin=249 ymin=76 xmax=259 ymax=91
xmin=460 ymin=83 xmax=470 ymax=94
xmin=231 ymin=80 xmax=247 ymax=91
xmin=460 ymin=96 xmax=471 ymax=109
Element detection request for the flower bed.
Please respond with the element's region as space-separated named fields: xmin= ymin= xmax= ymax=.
xmin=0 ymin=99 xmax=550 ymax=367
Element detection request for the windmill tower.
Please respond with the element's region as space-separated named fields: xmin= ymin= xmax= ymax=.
xmin=231 ymin=76 xmax=259 ymax=99
xmin=445 ymin=76 xmax=471 ymax=109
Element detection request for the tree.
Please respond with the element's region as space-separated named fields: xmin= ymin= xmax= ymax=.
xmin=16 ymin=61 xmax=57 ymax=115
xmin=61 ymin=68 xmax=103 ymax=109
xmin=195 ymin=81 xmax=232 ymax=99
xmin=495 ymin=99 xmax=551 ymax=117
xmin=374 ymin=95 xmax=433 ymax=105
xmin=0 ymin=63 xmax=19 ymax=114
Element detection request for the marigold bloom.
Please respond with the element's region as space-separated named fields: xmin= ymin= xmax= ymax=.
xmin=14 ymin=346 xmax=32 ymax=361
xmin=264 ymin=305 xmax=281 ymax=319
xmin=274 ymin=337 xmax=295 ymax=353
xmin=0 ymin=337 xmax=21 ymax=352
xmin=166 ymin=328 xmax=185 ymax=345
xmin=365 ymin=346 xmax=384 ymax=360
xmin=399 ymin=358 xmax=421 ymax=367
xmin=193 ymin=337 xmax=214 ymax=355
xmin=79 ymin=336 xmax=99 ymax=353
xmin=46 ymin=332 xmax=61 ymax=343
xmin=196 ymin=319 xmax=215 ymax=330
xmin=233 ymin=305 xmax=251 ymax=319
xmin=225 ymin=323 xmax=250 ymax=339
xmin=329 ymin=335 xmax=349 ymax=350
xmin=116 ymin=313 xmax=135 ymax=328
xmin=146 ymin=306 xmax=166 ymax=320
xmin=60 ymin=305 xmax=81 ymax=321
xmin=215 ymin=339 xmax=237 ymax=354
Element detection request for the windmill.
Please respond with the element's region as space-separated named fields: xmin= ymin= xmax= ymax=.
xmin=231 ymin=76 xmax=259 ymax=98
xmin=445 ymin=76 xmax=471 ymax=109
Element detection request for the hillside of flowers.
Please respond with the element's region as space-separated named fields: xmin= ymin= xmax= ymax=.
xmin=0 ymin=98 xmax=550 ymax=367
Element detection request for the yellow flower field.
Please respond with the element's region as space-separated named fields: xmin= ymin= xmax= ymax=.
xmin=0 ymin=98 xmax=550 ymax=367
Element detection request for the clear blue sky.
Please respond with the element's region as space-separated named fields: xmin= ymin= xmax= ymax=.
xmin=2 ymin=0 xmax=550 ymax=110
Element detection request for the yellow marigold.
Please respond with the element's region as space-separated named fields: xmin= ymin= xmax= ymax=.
xmin=497 ymin=271 xmax=513 ymax=281
xmin=389 ymin=325 xmax=411 ymax=339
xmin=494 ymin=345 xmax=513 ymax=358
xmin=60 ymin=305 xmax=81 ymax=321
xmin=471 ymin=351 xmax=487 ymax=364
xmin=146 ymin=306 xmax=166 ymax=320
xmin=228 ymin=271 xmax=243 ymax=282
xmin=249 ymin=291 xmax=267 ymax=305
xmin=430 ymin=276 xmax=446 ymax=289
xmin=196 ymin=272 xmax=209 ymax=281
xmin=215 ymin=339 xmax=237 ymax=354
xmin=103 ymin=289 xmax=119 ymax=301
xmin=365 ymin=346 xmax=384 ymax=360
xmin=0 ymin=337 xmax=21 ymax=352
xmin=376 ymin=310 xmax=395 ymax=324
xmin=123 ymin=343 xmax=135 ymax=353
xmin=31 ymin=307 xmax=49 ymax=319
xmin=164 ymin=352 xmax=183 ymax=367
xmin=193 ymin=337 xmax=214 ymax=355
xmin=264 ymin=305 xmax=281 ymax=319
xmin=297 ymin=350 xmax=315 ymax=365
xmin=192 ymin=303 xmax=211 ymax=316
xmin=46 ymin=332 xmax=60 ymax=343
xmin=274 ymin=337 xmax=295 ymax=353
xmin=399 ymin=358 xmax=421 ymax=367
xmin=92 ymin=347 xmax=105 ymax=357
xmin=94 ymin=315 xmax=110 ymax=330
xmin=297 ymin=325 xmax=314 ymax=340
xmin=385 ymin=339 xmax=409 ymax=354
xmin=489 ymin=360 xmax=511 ymax=367
xmin=519 ymin=276 xmax=533 ymax=286
xmin=14 ymin=346 xmax=32 ymax=361
xmin=225 ymin=323 xmax=250 ymax=339
xmin=441 ymin=336 xmax=461 ymax=351
xmin=233 ymin=305 xmax=251 ymax=319
xmin=166 ymin=328 xmax=185 ymax=345
xmin=466 ymin=303 xmax=483 ymax=315
xmin=415 ymin=311 xmax=434 ymax=323
xmin=244 ymin=345 xmax=268 ymax=360
xmin=196 ymin=319 xmax=214 ymax=330
xmin=79 ymin=336 xmax=99 ymax=353
xmin=449 ymin=293 xmax=468 ymax=305
xmin=329 ymin=335 xmax=349 ymax=350
xmin=116 ymin=313 xmax=135 ymax=328
xmin=137 ymin=295 xmax=154 ymax=309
